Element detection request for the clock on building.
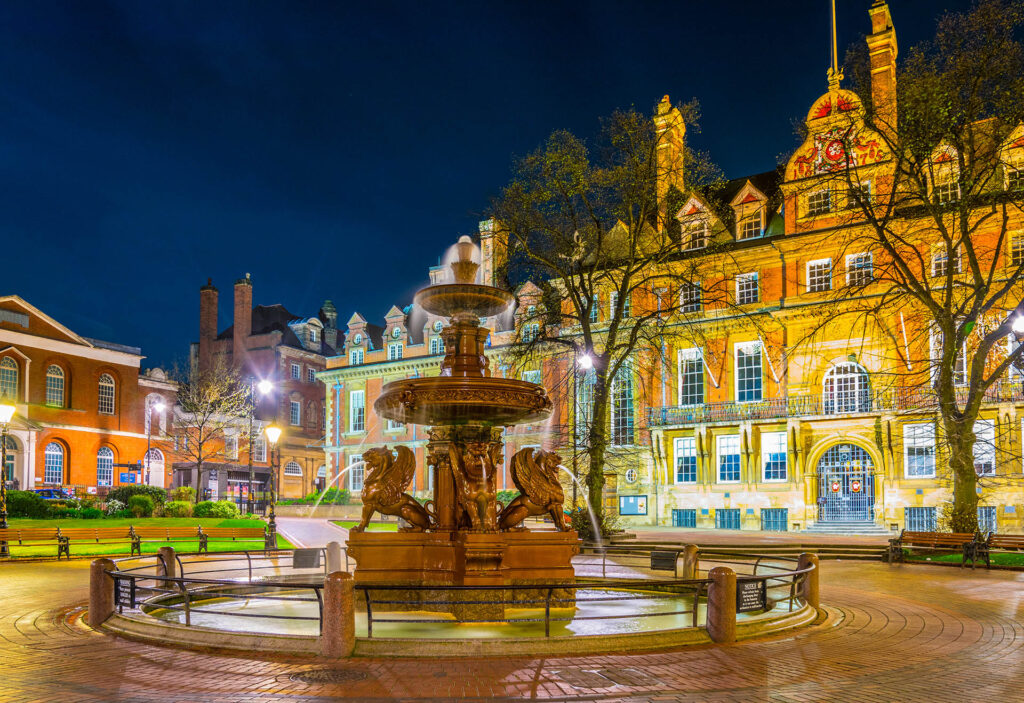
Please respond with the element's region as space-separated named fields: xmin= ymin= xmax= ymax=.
xmin=353 ymin=334 xmax=362 ymax=345
xmin=433 ymin=321 xmax=443 ymax=332
xmin=392 ymin=327 xmax=402 ymax=338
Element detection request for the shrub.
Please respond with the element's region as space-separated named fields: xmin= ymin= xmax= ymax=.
xmin=128 ymin=495 xmax=154 ymax=518
xmin=163 ymin=500 xmax=193 ymax=518
xmin=171 ymin=486 xmax=196 ymax=503
xmin=496 ymin=490 xmax=520 ymax=508
xmin=291 ymin=487 xmax=350 ymax=505
xmin=80 ymin=507 xmax=103 ymax=519
xmin=104 ymin=499 xmax=126 ymax=516
xmin=49 ymin=508 xmax=82 ymax=519
xmin=192 ymin=500 xmax=216 ymax=517
xmin=194 ymin=500 xmax=239 ymax=519
xmin=6 ymin=490 xmax=49 ymax=518
xmin=107 ymin=485 xmax=167 ymax=506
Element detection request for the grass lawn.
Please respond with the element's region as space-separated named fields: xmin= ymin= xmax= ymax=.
xmin=1 ymin=517 xmax=293 ymax=558
xmin=907 ymin=551 xmax=1024 ymax=566
xmin=331 ymin=520 xmax=399 ymax=532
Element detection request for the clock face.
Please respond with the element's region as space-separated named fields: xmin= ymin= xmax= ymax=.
xmin=433 ymin=321 xmax=443 ymax=332
xmin=392 ymin=327 xmax=401 ymax=338
xmin=353 ymin=334 xmax=362 ymax=345
xmin=824 ymin=139 xmax=846 ymax=162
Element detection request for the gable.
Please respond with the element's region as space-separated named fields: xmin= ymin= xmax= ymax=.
xmin=0 ymin=296 xmax=92 ymax=347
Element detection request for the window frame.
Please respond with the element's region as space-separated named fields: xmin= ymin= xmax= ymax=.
xmin=736 ymin=272 xmax=759 ymax=305
xmin=349 ymin=390 xmax=365 ymax=433
xmin=97 ymin=373 xmax=116 ymax=415
xmin=679 ymin=281 xmax=702 ymax=313
xmin=0 ymin=357 xmax=18 ymax=401
xmin=44 ymin=442 xmax=64 ymax=484
xmin=806 ymin=258 xmax=832 ymax=293
xmin=716 ymin=434 xmax=741 ymax=484
xmin=973 ymin=419 xmax=996 ymax=476
xmin=387 ymin=342 xmax=403 ymax=360
xmin=805 ymin=189 xmax=832 ymax=216
xmin=846 ymin=252 xmax=873 ymax=287
xmin=734 ymin=342 xmax=763 ymax=403
xmin=45 ymin=365 xmax=65 ymax=407
xmin=681 ymin=218 xmax=708 ymax=251
xmin=737 ymin=210 xmax=762 ymax=240
xmin=290 ymin=363 xmax=300 ymax=380
xmin=761 ymin=431 xmax=788 ymax=482
xmin=673 ymin=436 xmax=697 ymax=484
xmin=96 ymin=446 xmax=114 ymax=487
xmin=349 ymin=348 xmax=364 ymax=365
xmin=289 ymin=400 xmax=302 ymax=426
xmin=284 ymin=461 xmax=303 ymax=477
xmin=904 ymin=422 xmax=937 ymax=478
xmin=677 ymin=348 xmax=704 ymax=406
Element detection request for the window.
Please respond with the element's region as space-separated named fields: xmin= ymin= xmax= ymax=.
xmin=225 ymin=435 xmax=238 ymax=460
xmin=349 ymin=390 xmax=365 ymax=432
xmin=717 ymin=434 xmax=741 ymax=483
xmin=349 ymin=348 xmax=364 ymax=365
xmin=679 ymin=282 xmax=702 ymax=313
xmin=290 ymin=363 xmax=300 ymax=380
xmin=2 ymin=437 xmax=14 ymax=482
xmin=736 ymin=273 xmax=759 ymax=305
xmin=522 ymin=370 xmax=542 ymax=385
xmin=1008 ymin=167 xmax=1024 ymax=192
xmin=45 ymin=365 xmax=65 ymax=407
xmin=429 ymin=337 xmax=444 ymax=355
xmin=735 ymin=342 xmax=762 ymax=402
xmin=929 ymin=328 xmax=968 ymax=386
xmin=96 ymin=446 xmax=113 ymax=487
xmin=823 ymin=362 xmax=871 ymax=414
xmin=761 ymin=508 xmax=788 ymax=532
xmin=387 ymin=343 xmax=403 ymax=360
xmin=610 ymin=365 xmax=635 ymax=446
xmin=674 ymin=437 xmax=697 ymax=484
xmin=905 ymin=507 xmax=937 ymax=532
xmin=974 ymin=419 xmax=995 ymax=476
xmin=290 ymin=401 xmax=301 ymax=426
xmin=672 ymin=509 xmax=697 ymax=527
xmin=44 ymin=442 xmax=64 ymax=484
xmin=931 ymin=247 xmax=961 ymax=277
xmin=97 ymin=374 xmax=115 ymax=415
xmin=846 ymin=253 xmax=873 ymax=286
xmin=307 ymin=368 xmax=316 ymax=384
xmin=848 ymin=180 xmax=873 ymax=207
xmin=761 ymin=432 xmax=787 ymax=481
xmin=309 ymin=328 xmax=319 ymax=344
xmin=284 ymin=461 xmax=303 ymax=477
xmin=806 ymin=259 xmax=832 ymax=293
xmin=589 ymin=294 xmax=599 ymax=323
xmin=0 ymin=357 xmax=17 ymax=400
xmin=715 ymin=508 xmax=741 ymax=529
xmin=904 ymin=423 xmax=936 ymax=477
xmin=1010 ymin=235 xmax=1024 ymax=267
xmin=575 ymin=368 xmax=595 ymax=448
xmin=522 ymin=323 xmax=540 ymax=342
xmin=978 ymin=506 xmax=997 ymax=533
xmin=738 ymin=211 xmax=762 ymax=240
xmin=253 ymin=436 xmax=267 ymax=463
xmin=386 ymin=418 xmax=403 ymax=431
xmin=610 ymin=291 xmax=631 ymax=318
xmin=933 ymin=178 xmax=960 ymax=204
xmin=677 ymin=349 xmax=704 ymax=405
xmin=806 ymin=189 xmax=832 ymax=216
xmin=349 ymin=454 xmax=364 ymax=491
xmin=682 ymin=219 xmax=708 ymax=250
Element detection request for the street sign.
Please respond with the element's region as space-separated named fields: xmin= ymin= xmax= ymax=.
xmin=119 ymin=472 xmax=137 ymax=484
xmin=736 ymin=579 xmax=767 ymax=613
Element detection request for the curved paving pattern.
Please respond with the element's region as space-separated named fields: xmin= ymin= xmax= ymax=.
xmin=1 ymin=560 xmax=1022 ymax=702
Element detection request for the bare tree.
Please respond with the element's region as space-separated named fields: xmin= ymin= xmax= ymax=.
xmin=170 ymin=362 xmax=253 ymax=503
xmin=787 ymin=0 xmax=1024 ymax=531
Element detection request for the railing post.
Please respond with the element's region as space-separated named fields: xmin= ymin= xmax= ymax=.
xmin=680 ymin=544 xmax=699 ymax=579
xmin=326 ymin=541 xmax=343 ymax=573
xmin=157 ymin=546 xmax=176 ymax=588
xmin=797 ymin=552 xmax=820 ymax=610
xmin=320 ymin=570 xmax=355 ymax=657
xmin=706 ymin=566 xmax=736 ymax=643
xmin=544 ymin=587 xmax=553 ymax=637
xmin=88 ymin=558 xmax=116 ymax=627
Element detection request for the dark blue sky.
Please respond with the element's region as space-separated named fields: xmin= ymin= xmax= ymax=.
xmin=0 ymin=0 xmax=971 ymax=368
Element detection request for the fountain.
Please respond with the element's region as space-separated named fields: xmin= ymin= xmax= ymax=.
xmin=346 ymin=236 xmax=579 ymax=620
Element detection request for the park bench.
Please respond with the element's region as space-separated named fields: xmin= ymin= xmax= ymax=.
xmin=129 ymin=526 xmax=267 ymax=555
xmin=0 ymin=528 xmax=70 ymax=559
xmin=970 ymin=533 xmax=1024 ymax=569
xmin=0 ymin=525 xmax=267 ymax=558
xmin=887 ymin=530 xmax=978 ymax=566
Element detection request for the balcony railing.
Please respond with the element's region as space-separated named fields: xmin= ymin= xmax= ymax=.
xmin=646 ymin=383 xmax=1024 ymax=427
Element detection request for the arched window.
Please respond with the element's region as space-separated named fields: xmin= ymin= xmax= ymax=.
xmin=45 ymin=366 xmax=65 ymax=407
xmin=98 ymin=374 xmax=115 ymax=415
xmin=284 ymin=461 xmax=303 ymax=477
xmin=96 ymin=446 xmax=114 ymax=486
xmin=145 ymin=449 xmax=165 ymax=488
xmin=2 ymin=436 xmax=18 ymax=483
xmin=823 ymin=362 xmax=871 ymax=414
xmin=317 ymin=465 xmax=327 ymax=479
xmin=0 ymin=357 xmax=18 ymax=400
xmin=44 ymin=442 xmax=64 ymax=484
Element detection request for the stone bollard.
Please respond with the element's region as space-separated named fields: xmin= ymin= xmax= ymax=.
xmin=706 ymin=565 xmax=737 ymax=644
xmin=88 ymin=558 xmax=116 ymax=628
xmin=320 ymin=571 xmax=355 ymax=658
xmin=157 ymin=546 xmax=177 ymax=589
xmin=797 ymin=552 xmax=820 ymax=610
xmin=680 ymin=544 xmax=700 ymax=579
xmin=326 ymin=541 xmax=343 ymax=574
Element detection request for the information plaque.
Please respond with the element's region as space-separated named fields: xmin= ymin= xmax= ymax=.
xmin=292 ymin=548 xmax=322 ymax=569
xmin=115 ymin=576 xmax=136 ymax=610
xmin=736 ymin=579 xmax=767 ymax=613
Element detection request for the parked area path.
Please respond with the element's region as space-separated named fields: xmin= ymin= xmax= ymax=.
xmin=274 ymin=516 xmax=349 ymax=548
xmin=1 ymin=557 xmax=1022 ymax=702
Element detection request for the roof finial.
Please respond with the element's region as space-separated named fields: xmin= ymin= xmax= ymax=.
xmin=827 ymin=0 xmax=844 ymax=91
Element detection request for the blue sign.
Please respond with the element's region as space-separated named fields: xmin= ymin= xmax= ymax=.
xmin=119 ymin=472 xmax=138 ymax=484
xmin=618 ymin=495 xmax=648 ymax=516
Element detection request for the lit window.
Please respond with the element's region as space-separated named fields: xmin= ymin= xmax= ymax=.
xmin=681 ymin=219 xmax=708 ymax=250
xmin=933 ymin=178 xmax=960 ymax=204
xmin=349 ymin=454 xmax=364 ymax=491
xmin=736 ymin=273 xmax=759 ymax=305
xmin=761 ymin=431 xmax=788 ymax=481
xmin=1008 ymin=167 xmax=1024 ymax=192
xmin=575 ymin=368 xmax=595 ymax=448
xmin=429 ymin=337 xmax=444 ymax=355
xmin=349 ymin=390 xmax=365 ymax=432
xmin=738 ymin=212 xmax=762 ymax=240
xmin=931 ymin=247 xmax=961 ymax=277
xmin=610 ymin=364 xmax=634 ymax=446
xmin=225 ymin=435 xmax=238 ymax=460
xmin=974 ymin=419 xmax=995 ymax=476
xmin=522 ymin=323 xmax=540 ymax=342
xmin=735 ymin=342 xmax=762 ymax=402
xmin=290 ymin=401 xmax=301 ymax=426
xmin=806 ymin=189 xmax=832 ymax=216
xmin=904 ymin=423 xmax=936 ymax=477
xmin=0 ymin=357 xmax=17 ymax=400
xmin=674 ymin=437 xmax=697 ymax=483
xmin=678 ymin=348 xmax=704 ymax=405
xmin=307 ymin=368 xmax=316 ymax=384
xmin=98 ymin=374 xmax=115 ymax=415
xmin=609 ymin=291 xmax=631 ymax=318
xmin=823 ymin=363 xmax=871 ymax=414
xmin=290 ymin=364 xmax=300 ymax=380
xmin=807 ymin=259 xmax=832 ymax=293
xmin=679 ymin=282 xmax=702 ymax=313
xmin=44 ymin=443 xmax=64 ymax=484
xmin=848 ymin=180 xmax=873 ymax=207
xmin=846 ymin=253 xmax=873 ymax=286
xmin=349 ymin=348 xmax=364 ymax=365
xmin=96 ymin=446 xmax=113 ymax=487
xmin=284 ymin=461 xmax=303 ymax=477
xmin=45 ymin=365 xmax=65 ymax=407
xmin=717 ymin=435 xmax=741 ymax=483
xmin=387 ymin=343 xmax=403 ymax=360
xmin=1010 ymin=235 xmax=1024 ymax=267
xmin=589 ymin=294 xmax=599 ymax=323
xmin=253 ymin=436 xmax=267 ymax=463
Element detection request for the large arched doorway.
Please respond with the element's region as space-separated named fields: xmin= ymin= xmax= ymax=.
xmin=816 ymin=443 xmax=875 ymax=522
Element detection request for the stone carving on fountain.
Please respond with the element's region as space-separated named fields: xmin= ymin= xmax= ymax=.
xmin=350 ymin=446 xmax=432 ymax=533
xmin=498 ymin=448 xmax=567 ymax=531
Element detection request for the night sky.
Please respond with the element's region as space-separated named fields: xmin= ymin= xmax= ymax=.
xmin=0 ymin=1 xmax=973 ymax=369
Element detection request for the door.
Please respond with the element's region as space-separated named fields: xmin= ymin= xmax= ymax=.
xmin=816 ymin=444 xmax=875 ymax=522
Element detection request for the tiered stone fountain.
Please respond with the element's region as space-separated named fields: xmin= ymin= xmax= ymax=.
xmin=346 ymin=236 xmax=579 ymax=619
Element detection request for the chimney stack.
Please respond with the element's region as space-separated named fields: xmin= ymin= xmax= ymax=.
xmin=198 ymin=278 xmax=218 ymax=373
xmin=654 ymin=95 xmax=686 ymax=231
xmin=320 ymin=300 xmax=338 ymax=349
xmin=867 ymin=1 xmax=898 ymax=138
xmin=233 ymin=274 xmax=253 ymax=367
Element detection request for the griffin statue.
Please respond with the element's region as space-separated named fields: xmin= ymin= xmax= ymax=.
xmin=497 ymin=448 xmax=567 ymax=531
xmin=351 ymin=445 xmax=433 ymax=532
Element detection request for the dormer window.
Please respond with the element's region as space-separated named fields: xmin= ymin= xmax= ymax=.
xmin=309 ymin=328 xmax=319 ymax=343
xmin=681 ymin=219 xmax=708 ymax=251
xmin=931 ymin=147 xmax=961 ymax=204
xmin=806 ymin=189 xmax=832 ymax=216
xmin=1008 ymin=167 xmax=1024 ymax=192
xmin=738 ymin=211 xmax=762 ymax=240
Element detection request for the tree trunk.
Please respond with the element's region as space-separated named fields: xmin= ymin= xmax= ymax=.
xmin=944 ymin=419 xmax=979 ymax=533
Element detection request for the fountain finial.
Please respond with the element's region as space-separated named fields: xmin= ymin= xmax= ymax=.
xmin=451 ymin=235 xmax=479 ymax=284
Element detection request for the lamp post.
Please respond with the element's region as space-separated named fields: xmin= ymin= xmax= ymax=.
xmin=248 ymin=379 xmax=273 ymax=515
xmin=0 ymin=402 xmax=16 ymax=557
xmin=264 ymin=423 xmax=282 ymax=549
xmin=145 ymin=400 xmax=165 ymax=486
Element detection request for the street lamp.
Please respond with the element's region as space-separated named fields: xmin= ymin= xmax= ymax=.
xmin=0 ymin=402 xmax=16 ymax=557
xmin=247 ymin=379 xmax=274 ymax=515
xmin=145 ymin=400 xmax=165 ymax=486
xmin=264 ymin=423 xmax=282 ymax=549
xmin=1013 ymin=315 xmax=1024 ymax=335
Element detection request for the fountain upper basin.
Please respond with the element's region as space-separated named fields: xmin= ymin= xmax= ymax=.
xmin=374 ymin=376 xmax=552 ymax=426
xmin=414 ymin=283 xmax=515 ymax=319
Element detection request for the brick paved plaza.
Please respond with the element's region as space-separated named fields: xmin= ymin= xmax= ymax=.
xmin=2 ymin=557 xmax=1022 ymax=702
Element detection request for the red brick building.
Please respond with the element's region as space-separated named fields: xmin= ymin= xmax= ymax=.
xmin=0 ymin=296 xmax=176 ymax=494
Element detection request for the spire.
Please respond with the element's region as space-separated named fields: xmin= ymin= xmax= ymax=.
xmin=827 ymin=0 xmax=844 ymax=91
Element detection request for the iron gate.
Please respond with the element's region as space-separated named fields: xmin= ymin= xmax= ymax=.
xmin=816 ymin=444 xmax=875 ymax=522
